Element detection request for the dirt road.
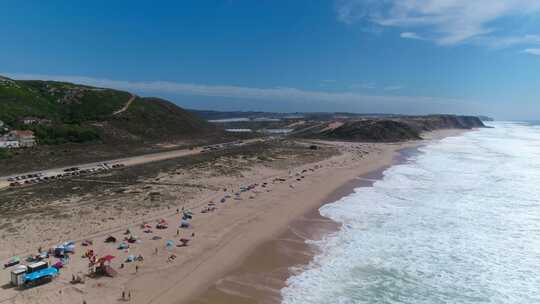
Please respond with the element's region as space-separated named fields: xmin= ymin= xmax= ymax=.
xmin=113 ymin=93 xmax=136 ymax=115
xmin=0 ymin=139 xmax=261 ymax=190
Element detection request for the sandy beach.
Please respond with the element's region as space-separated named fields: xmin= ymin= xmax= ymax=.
xmin=0 ymin=130 xmax=464 ymax=304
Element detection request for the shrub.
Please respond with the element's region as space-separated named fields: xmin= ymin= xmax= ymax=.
xmin=31 ymin=124 xmax=100 ymax=145
xmin=0 ymin=148 xmax=12 ymax=159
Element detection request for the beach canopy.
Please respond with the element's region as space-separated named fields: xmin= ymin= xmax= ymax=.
xmin=156 ymin=219 xmax=168 ymax=229
xmin=100 ymin=255 xmax=115 ymax=262
xmin=54 ymin=247 xmax=65 ymax=257
xmin=25 ymin=267 xmax=58 ymax=282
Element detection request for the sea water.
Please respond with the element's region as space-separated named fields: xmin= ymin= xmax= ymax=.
xmin=281 ymin=122 xmax=540 ymax=304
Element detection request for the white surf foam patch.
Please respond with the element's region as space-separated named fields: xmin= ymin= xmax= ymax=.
xmin=281 ymin=122 xmax=540 ymax=304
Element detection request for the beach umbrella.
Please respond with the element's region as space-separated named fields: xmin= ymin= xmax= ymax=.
xmin=64 ymin=244 xmax=76 ymax=253
xmin=101 ymin=255 xmax=115 ymax=262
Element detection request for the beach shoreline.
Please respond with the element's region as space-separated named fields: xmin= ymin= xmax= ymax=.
xmin=182 ymin=129 xmax=466 ymax=304
xmin=0 ymin=129 xmax=467 ymax=304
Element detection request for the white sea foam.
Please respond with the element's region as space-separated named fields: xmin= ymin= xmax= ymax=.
xmin=281 ymin=122 xmax=540 ymax=304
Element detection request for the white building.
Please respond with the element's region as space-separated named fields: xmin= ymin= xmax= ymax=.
xmin=0 ymin=138 xmax=19 ymax=148
xmin=0 ymin=130 xmax=36 ymax=149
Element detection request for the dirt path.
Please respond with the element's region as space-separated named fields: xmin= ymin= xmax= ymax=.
xmin=0 ymin=139 xmax=263 ymax=189
xmin=113 ymin=93 xmax=136 ymax=115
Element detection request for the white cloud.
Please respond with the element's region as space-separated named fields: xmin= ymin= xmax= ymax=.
xmin=3 ymin=72 xmax=479 ymax=114
xmin=477 ymin=34 xmax=540 ymax=48
xmin=522 ymin=48 xmax=540 ymax=55
xmin=336 ymin=0 xmax=540 ymax=46
xmin=400 ymin=32 xmax=423 ymax=40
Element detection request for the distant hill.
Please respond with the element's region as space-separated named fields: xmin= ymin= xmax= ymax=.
xmin=478 ymin=115 xmax=494 ymax=122
xmin=293 ymin=115 xmax=486 ymax=142
xmin=190 ymin=109 xmax=401 ymax=121
xmin=0 ymin=76 xmax=216 ymax=145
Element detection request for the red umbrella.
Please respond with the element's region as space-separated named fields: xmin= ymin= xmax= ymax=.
xmin=100 ymin=255 xmax=115 ymax=262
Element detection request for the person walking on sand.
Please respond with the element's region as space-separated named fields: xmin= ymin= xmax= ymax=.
xmin=135 ymin=265 xmax=139 ymax=273
xmin=122 ymin=291 xmax=125 ymax=301
xmin=128 ymin=291 xmax=131 ymax=301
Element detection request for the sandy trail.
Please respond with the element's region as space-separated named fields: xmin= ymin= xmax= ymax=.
xmin=113 ymin=94 xmax=136 ymax=115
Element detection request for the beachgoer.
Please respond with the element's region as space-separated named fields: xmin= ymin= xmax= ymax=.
xmin=177 ymin=229 xmax=179 ymax=236
xmin=191 ymin=232 xmax=195 ymax=238
xmin=135 ymin=265 xmax=139 ymax=273
xmin=122 ymin=291 xmax=125 ymax=300
xmin=154 ymin=248 xmax=158 ymax=255
xmin=128 ymin=291 xmax=131 ymax=301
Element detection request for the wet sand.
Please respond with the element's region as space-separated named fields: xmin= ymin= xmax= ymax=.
xmin=188 ymin=130 xmax=463 ymax=304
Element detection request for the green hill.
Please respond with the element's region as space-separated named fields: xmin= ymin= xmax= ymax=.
xmin=0 ymin=75 xmax=217 ymax=144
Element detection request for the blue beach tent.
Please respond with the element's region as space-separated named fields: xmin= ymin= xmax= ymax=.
xmin=25 ymin=267 xmax=59 ymax=282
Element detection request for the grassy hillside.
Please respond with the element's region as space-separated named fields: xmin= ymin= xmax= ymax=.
xmin=107 ymin=97 xmax=215 ymax=141
xmin=0 ymin=75 xmax=216 ymax=145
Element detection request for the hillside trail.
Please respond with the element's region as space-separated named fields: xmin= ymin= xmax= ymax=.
xmin=113 ymin=93 xmax=136 ymax=115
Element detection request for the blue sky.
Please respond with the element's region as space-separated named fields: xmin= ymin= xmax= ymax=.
xmin=2 ymin=0 xmax=540 ymax=119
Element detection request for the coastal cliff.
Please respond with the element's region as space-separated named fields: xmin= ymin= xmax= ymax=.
xmin=294 ymin=115 xmax=486 ymax=142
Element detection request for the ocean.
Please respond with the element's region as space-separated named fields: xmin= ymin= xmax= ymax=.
xmin=281 ymin=122 xmax=540 ymax=304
